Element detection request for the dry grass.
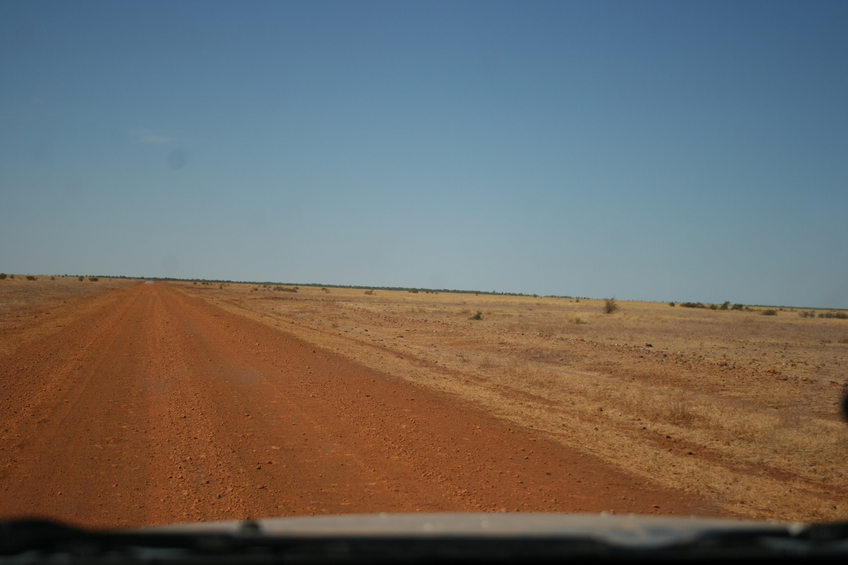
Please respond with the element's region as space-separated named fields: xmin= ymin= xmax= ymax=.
xmin=174 ymin=282 xmax=848 ymax=522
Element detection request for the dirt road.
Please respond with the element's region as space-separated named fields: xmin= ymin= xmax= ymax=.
xmin=0 ymin=283 xmax=718 ymax=528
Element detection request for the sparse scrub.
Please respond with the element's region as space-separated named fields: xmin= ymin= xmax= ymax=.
xmin=470 ymin=311 xmax=483 ymax=320
xmin=819 ymin=311 xmax=848 ymax=319
xmin=731 ymin=303 xmax=744 ymax=310
xmin=668 ymin=301 xmax=675 ymax=307
xmin=570 ymin=316 xmax=587 ymax=325
xmin=0 ymin=273 xmax=6 ymax=280
xmin=26 ymin=275 xmax=37 ymax=281
xmin=88 ymin=277 xmax=98 ymax=282
xmin=78 ymin=276 xmax=84 ymax=281
xmin=364 ymin=290 xmax=374 ymax=295
xmin=720 ymin=301 xmax=730 ymax=310
xmin=761 ymin=309 xmax=778 ymax=316
xmin=680 ymin=302 xmax=705 ymax=309
xmin=274 ymin=286 xmax=297 ymax=293
xmin=604 ymin=298 xmax=618 ymax=314
xmin=668 ymin=399 xmax=695 ymax=427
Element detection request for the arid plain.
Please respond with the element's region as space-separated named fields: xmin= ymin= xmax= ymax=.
xmin=180 ymin=280 xmax=848 ymax=522
xmin=1 ymin=276 xmax=846 ymax=526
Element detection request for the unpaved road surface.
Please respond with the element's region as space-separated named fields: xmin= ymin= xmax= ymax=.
xmin=0 ymin=283 xmax=717 ymax=528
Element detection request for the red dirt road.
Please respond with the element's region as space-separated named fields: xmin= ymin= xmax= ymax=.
xmin=0 ymin=283 xmax=719 ymax=528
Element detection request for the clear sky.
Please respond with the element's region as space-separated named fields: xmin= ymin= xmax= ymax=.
xmin=2 ymin=0 xmax=846 ymax=307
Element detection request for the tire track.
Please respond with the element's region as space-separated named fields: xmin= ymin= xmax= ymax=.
xmin=0 ymin=283 xmax=721 ymax=528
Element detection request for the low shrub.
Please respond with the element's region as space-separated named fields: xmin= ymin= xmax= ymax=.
xmin=680 ymin=302 xmax=705 ymax=309
xmin=89 ymin=277 xmax=98 ymax=282
xmin=819 ymin=311 xmax=848 ymax=319
xmin=26 ymin=275 xmax=37 ymax=281
xmin=0 ymin=273 xmax=6 ymax=280
xmin=274 ymin=286 xmax=297 ymax=293
xmin=470 ymin=311 xmax=483 ymax=320
xmin=761 ymin=309 xmax=778 ymax=316
xmin=604 ymin=298 xmax=618 ymax=314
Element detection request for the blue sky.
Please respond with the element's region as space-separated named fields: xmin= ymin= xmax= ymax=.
xmin=1 ymin=0 xmax=846 ymax=307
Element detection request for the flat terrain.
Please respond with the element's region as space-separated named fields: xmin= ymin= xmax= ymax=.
xmin=178 ymin=282 xmax=848 ymax=522
xmin=0 ymin=279 xmax=713 ymax=528
xmin=1 ymin=278 xmax=846 ymax=527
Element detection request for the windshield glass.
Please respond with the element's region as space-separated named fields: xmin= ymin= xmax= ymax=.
xmin=1 ymin=0 xmax=846 ymax=530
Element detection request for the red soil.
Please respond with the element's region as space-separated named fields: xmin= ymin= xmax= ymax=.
xmin=0 ymin=283 xmax=718 ymax=528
